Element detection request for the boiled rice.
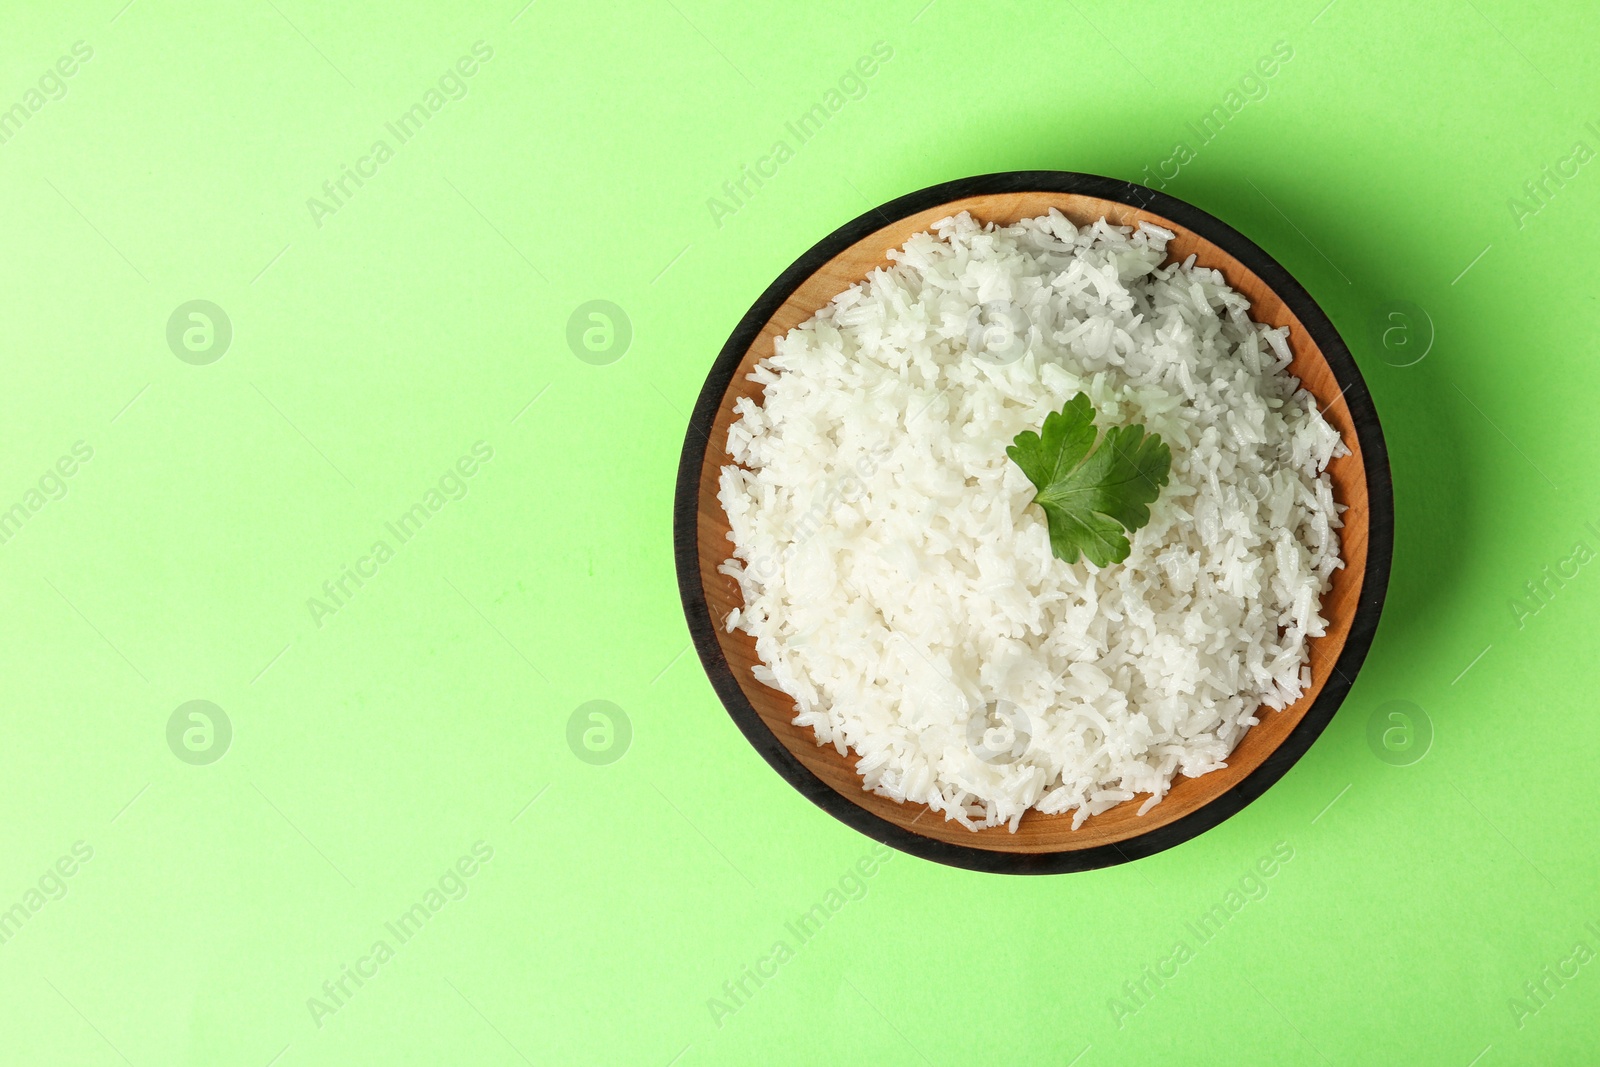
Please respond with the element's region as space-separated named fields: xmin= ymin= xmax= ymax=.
xmin=717 ymin=210 xmax=1345 ymax=831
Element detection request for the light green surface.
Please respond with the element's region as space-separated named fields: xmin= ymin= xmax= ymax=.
xmin=2 ymin=1 xmax=1597 ymax=1063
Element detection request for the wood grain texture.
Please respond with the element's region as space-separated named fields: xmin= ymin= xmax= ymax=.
xmin=693 ymin=191 xmax=1369 ymax=855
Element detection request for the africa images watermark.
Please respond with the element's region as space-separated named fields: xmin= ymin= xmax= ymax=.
xmin=741 ymin=442 xmax=890 ymax=585
xmin=1507 ymin=919 xmax=1600 ymax=1030
xmin=1507 ymin=120 xmax=1600 ymax=230
xmin=1508 ymin=520 xmax=1599 ymax=629
xmin=705 ymin=842 xmax=895 ymax=1029
xmin=706 ymin=41 xmax=894 ymax=229
xmin=305 ymin=441 xmax=494 ymax=628
xmin=306 ymin=840 xmax=494 ymax=1029
xmin=0 ymin=40 xmax=94 ymax=149
xmin=1108 ymin=840 xmax=1296 ymax=1029
xmin=1139 ymin=39 xmax=1294 ymax=191
xmin=305 ymin=41 xmax=495 ymax=229
xmin=0 ymin=841 xmax=94 ymax=951
xmin=0 ymin=440 xmax=94 ymax=548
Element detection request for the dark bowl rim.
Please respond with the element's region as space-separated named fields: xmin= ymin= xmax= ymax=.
xmin=672 ymin=170 xmax=1394 ymax=874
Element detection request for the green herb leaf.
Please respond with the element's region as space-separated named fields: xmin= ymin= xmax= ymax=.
xmin=1006 ymin=392 xmax=1172 ymax=567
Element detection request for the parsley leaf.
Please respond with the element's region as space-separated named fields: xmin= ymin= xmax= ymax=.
xmin=1006 ymin=392 xmax=1172 ymax=567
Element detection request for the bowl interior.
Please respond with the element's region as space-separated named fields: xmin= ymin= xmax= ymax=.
xmin=693 ymin=190 xmax=1369 ymax=854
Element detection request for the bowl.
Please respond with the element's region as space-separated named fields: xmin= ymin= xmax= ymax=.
xmin=674 ymin=171 xmax=1392 ymax=873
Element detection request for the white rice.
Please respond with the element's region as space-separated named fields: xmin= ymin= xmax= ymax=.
xmin=717 ymin=210 xmax=1346 ymax=832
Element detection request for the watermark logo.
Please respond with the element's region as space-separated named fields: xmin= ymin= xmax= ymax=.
xmin=965 ymin=699 xmax=1032 ymax=765
xmin=1234 ymin=469 xmax=1276 ymax=509
xmin=566 ymin=300 xmax=631 ymax=366
xmin=970 ymin=302 xmax=1031 ymax=365
xmin=567 ymin=700 xmax=631 ymax=765
xmin=167 ymin=300 xmax=232 ymax=365
xmin=167 ymin=700 xmax=232 ymax=765
xmin=1369 ymin=300 xmax=1433 ymax=367
xmin=1366 ymin=700 xmax=1431 ymax=766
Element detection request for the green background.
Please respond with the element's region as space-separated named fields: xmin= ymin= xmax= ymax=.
xmin=2 ymin=0 xmax=1596 ymax=1063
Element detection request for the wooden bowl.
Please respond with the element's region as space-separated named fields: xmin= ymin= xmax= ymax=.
xmin=674 ymin=172 xmax=1393 ymax=873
